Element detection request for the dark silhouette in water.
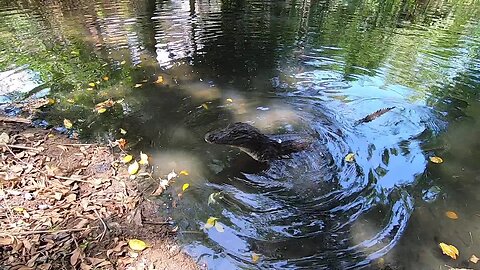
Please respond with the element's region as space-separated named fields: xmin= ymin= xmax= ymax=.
xmin=355 ymin=107 xmax=396 ymax=125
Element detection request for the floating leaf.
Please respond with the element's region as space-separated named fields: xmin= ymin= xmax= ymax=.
xmin=251 ymin=252 xmax=260 ymax=264
xmin=201 ymin=103 xmax=209 ymax=110
xmin=122 ymin=155 xmax=133 ymax=163
xmin=214 ymin=222 xmax=224 ymax=232
xmin=430 ymin=156 xmax=443 ymax=164
xmin=182 ymin=183 xmax=190 ymax=191
xmin=439 ymin=242 xmax=459 ymax=259
xmin=97 ymin=108 xmax=107 ymax=114
xmin=128 ymin=239 xmax=148 ymax=251
xmin=134 ymin=83 xmax=143 ymax=88
xmin=139 ymin=152 xmax=149 ymax=165
xmin=67 ymin=98 xmax=75 ymax=103
xmin=120 ymin=60 xmax=126 ymax=65
xmin=128 ymin=161 xmax=139 ymax=175
xmin=207 ymin=192 xmax=223 ymax=206
xmin=226 ymin=98 xmax=233 ymax=103
xmin=445 ymin=211 xmax=459 ymax=220
xmin=86 ymin=87 xmax=94 ymax=91
xmin=71 ymin=50 xmax=80 ymax=56
xmin=179 ymin=170 xmax=189 ymax=176
xmin=64 ymin=119 xmax=73 ymax=129
xmin=102 ymin=76 xmax=109 ymax=81
xmin=470 ymin=255 xmax=479 ymax=264
xmin=88 ymin=82 xmax=96 ymax=87
xmin=120 ymin=128 xmax=127 ymax=135
xmin=205 ymin=217 xmax=218 ymax=229
xmin=154 ymin=75 xmax=164 ymax=84
xmin=345 ymin=153 xmax=355 ymax=163
xmin=47 ymin=98 xmax=56 ymax=105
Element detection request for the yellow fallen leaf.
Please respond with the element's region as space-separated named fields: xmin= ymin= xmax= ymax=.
xmin=120 ymin=60 xmax=126 ymax=65
xmin=139 ymin=152 xmax=149 ymax=165
xmin=154 ymin=75 xmax=164 ymax=84
xmin=88 ymin=82 xmax=96 ymax=87
xmin=66 ymin=98 xmax=75 ymax=103
xmin=13 ymin=207 xmax=25 ymax=213
xmin=345 ymin=153 xmax=355 ymax=163
xmin=122 ymin=155 xmax=133 ymax=163
xmin=64 ymin=119 xmax=73 ymax=129
xmin=86 ymin=87 xmax=94 ymax=91
xmin=120 ymin=128 xmax=127 ymax=135
xmin=201 ymin=103 xmax=208 ymax=110
xmin=182 ymin=183 xmax=190 ymax=191
xmin=205 ymin=217 xmax=218 ymax=229
xmin=47 ymin=98 xmax=56 ymax=105
xmin=97 ymin=108 xmax=107 ymax=114
xmin=179 ymin=170 xmax=189 ymax=176
xmin=128 ymin=239 xmax=149 ymax=251
xmin=134 ymin=83 xmax=143 ymax=88
xmin=445 ymin=211 xmax=459 ymax=220
xmin=128 ymin=161 xmax=139 ymax=175
xmin=470 ymin=254 xmax=479 ymax=264
xmin=251 ymin=252 xmax=260 ymax=264
xmin=430 ymin=156 xmax=443 ymax=164
xmin=226 ymin=98 xmax=233 ymax=103
xmin=71 ymin=50 xmax=80 ymax=56
xmin=102 ymin=76 xmax=109 ymax=81
xmin=439 ymin=242 xmax=459 ymax=259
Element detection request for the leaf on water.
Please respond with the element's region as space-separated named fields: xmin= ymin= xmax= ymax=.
xmin=201 ymin=103 xmax=208 ymax=110
xmin=139 ymin=152 xmax=149 ymax=165
xmin=214 ymin=222 xmax=224 ymax=232
xmin=88 ymin=82 xmax=96 ymax=87
xmin=470 ymin=254 xmax=479 ymax=264
xmin=345 ymin=153 xmax=355 ymax=163
xmin=182 ymin=183 xmax=190 ymax=191
xmin=167 ymin=170 xmax=177 ymax=181
xmin=102 ymin=76 xmax=109 ymax=81
xmin=446 ymin=211 xmax=459 ymax=220
xmin=226 ymin=98 xmax=233 ymax=103
xmin=134 ymin=83 xmax=143 ymax=88
xmin=122 ymin=155 xmax=133 ymax=163
xmin=439 ymin=242 xmax=459 ymax=259
xmin=128 ymin=161 xmax=139 ymax=175
xmin=204 ymin=217 xmax=218 ymax=229
xmin=97 ymin=108 xmax=107 ymax=114
xmin=0 ymin=132 xmax=9 ymax=144
xmin=128 ymin=239 xmax=149 ymax=251
xmin=120 ymin=60 xmax=126 ymax=65
xmin=47 ymin=98 xmax=56 ymax=105
xmin=120 ymin=128 xmax=127 ymax=135
xmin=67 ymin=98 xmax=75 ymax=103
xmin=154 ymin=75 xmax=164 ymax=84
xmin=207 ymin=192 xmax=223 ymax=206
xmin=430 ymin=156 xmax=443 ymax=164
xmin=179 ymin=170 xmax=189 ymax=176
xmin=251 ymin=252 xmax=260 ymax=264
xmin=87 ymin=87 xmax=94 ymax=91
xmin=71 ymin=50 xmax=80 ymax=56
xmin=64 ymin=119 xmax=73 ymax=129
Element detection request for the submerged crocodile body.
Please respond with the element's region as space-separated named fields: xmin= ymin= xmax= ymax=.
xmin=205 ymin=122 xmax=312 ymax=162
xmin=204 ymin=108 xmax=395 ymax=162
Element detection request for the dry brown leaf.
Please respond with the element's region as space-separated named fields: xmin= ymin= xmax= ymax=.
xmin=0 ymin=236 xmax=14 ymax=246
xmin=446 ymin=211 xmax=459 ymax=220
xmin=470 ymin=254 xmax=479 ymax=264
xmin=66 ymin=194 xmax=77 ymax=203
xmin=70 ymin=246 xmax=83 ymax=266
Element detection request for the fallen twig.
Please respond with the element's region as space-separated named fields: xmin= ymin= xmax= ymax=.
xmin=6 ymin=144 xmax=40 ymax=151
xmin=0 ymin=226 xmax=96 ymax=237
xmin=0 ymin=116 xmax=31 ymax=124
xmin=94 ymin=209 xmax=108 ymax=241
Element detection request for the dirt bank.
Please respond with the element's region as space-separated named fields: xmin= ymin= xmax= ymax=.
xmin=0 ymin=116 xmax=200 ymax=270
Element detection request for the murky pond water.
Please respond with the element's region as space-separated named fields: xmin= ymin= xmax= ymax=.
xmin=1 ymin=0 xmax=479 ymax=269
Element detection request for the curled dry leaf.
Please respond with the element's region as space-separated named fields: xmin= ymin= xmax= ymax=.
xmin=439 ymin=242 xmax=459 ymax=260
xmin=345 ymin=153 xmax=355 ymax=163
xmin=154 ymin=75 xmax=164 ymax=84
xmin=128 ymin=239 xmax=149 ymax=251
xmin=128 ymin=161 xmax=139 ymax=175
xmin=445 ymin=211 xmax=459 ymax=220
xmin=429 ymin=156 xmax=443 ymax=164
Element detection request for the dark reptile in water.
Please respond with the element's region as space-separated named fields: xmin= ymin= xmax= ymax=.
xmin=205 ymin=107 xmax=395 ymax=161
